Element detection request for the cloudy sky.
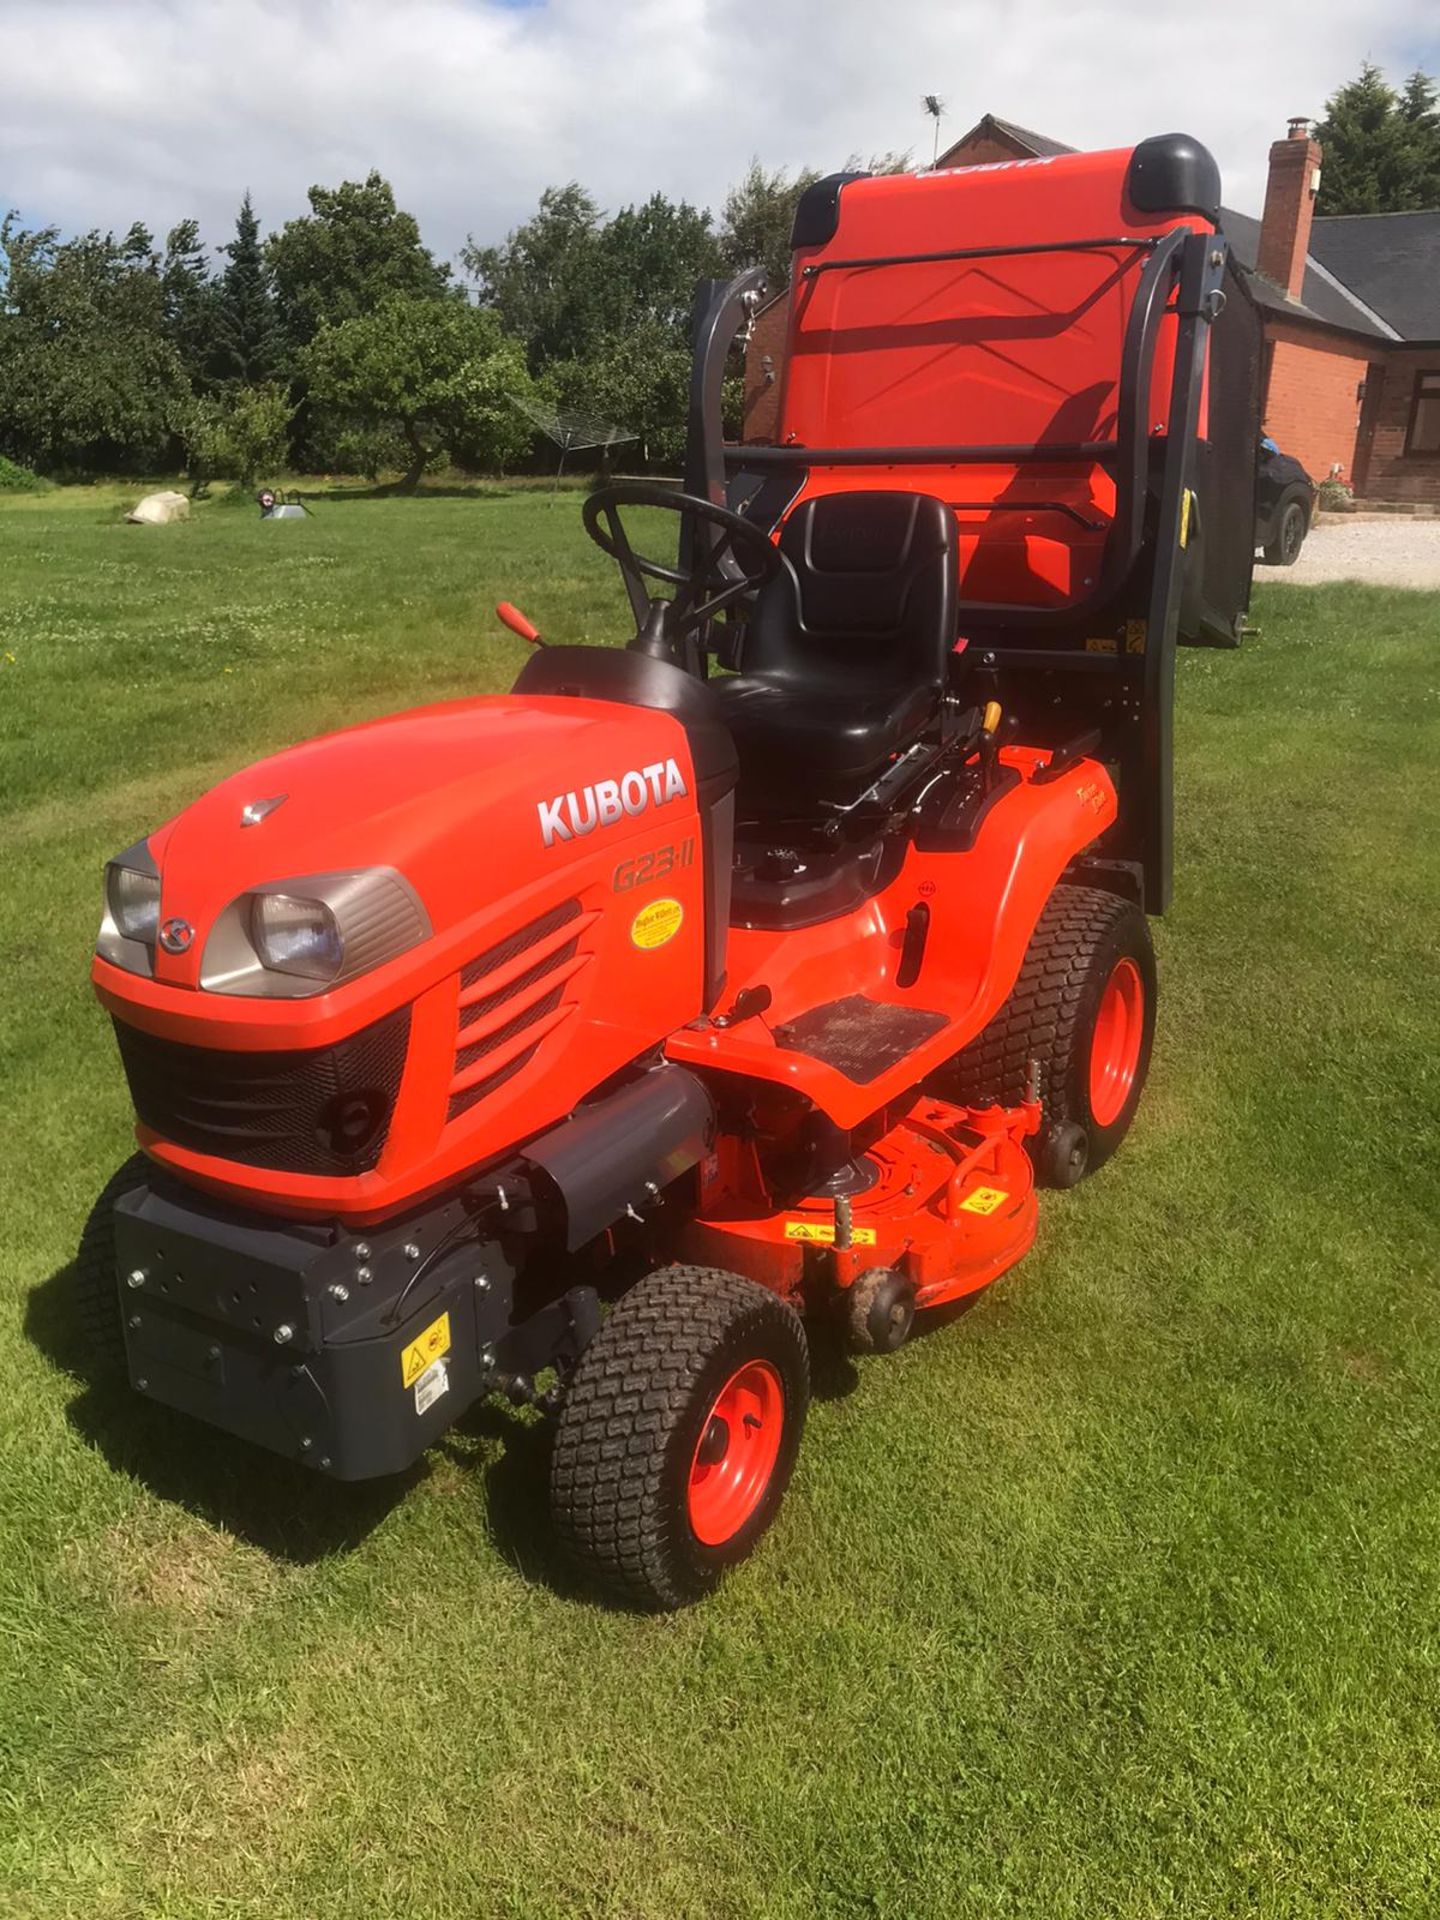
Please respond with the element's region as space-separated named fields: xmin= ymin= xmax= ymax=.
xmin=2 ymin=0 xmax=1437 ymax=265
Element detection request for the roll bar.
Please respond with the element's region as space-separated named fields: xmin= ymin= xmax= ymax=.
xmin=681 ymin=221 xmax=1232 ymax=914
xmin=694 ymin=227 xmax=1195 ymax=633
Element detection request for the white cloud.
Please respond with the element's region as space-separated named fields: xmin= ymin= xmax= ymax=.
xmin=0 ymin=0 xmax=1434 ymax=266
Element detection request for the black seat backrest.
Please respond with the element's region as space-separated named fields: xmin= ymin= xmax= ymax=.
xmin=741 ymin=491 xmax=958 ymax=692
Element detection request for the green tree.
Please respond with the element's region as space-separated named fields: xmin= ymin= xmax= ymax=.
xmin=717 ymin=153 xmax=909 ymax=292
xmin=593 ymin=194 xmax=719 ymax=338
xmin=303 ymin=295 xmax=534 ymax=487
xmin=268 ymin=172 xmax=451 ymax=349
xmin=465 ymin=187 xmax=720 ymax=371
xmin=1400 ymin=70 xmax=1440 ymax=205
xmin=552 ymin=318 xmax=694 ymax=467
xmin=183 ymin=381 xmax=293 ymax=490
xmin=161 ymin=218 xmax=219 ymax=391
xmin=1314 ymin=62 xmax=1440 ymax=212
xmin=0 ymin=216 xmax=188 ymax=472
xmin=463 ymin=184 xmax=609 ymax=368
xmin=717 ymin=160 xmax=824 ymax=290
xmin=213 ymin=193 xmax=284 ymax=385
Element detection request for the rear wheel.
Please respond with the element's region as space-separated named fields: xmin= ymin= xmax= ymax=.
xmin=550 ymin=1265 xmax=809 ymax=1609
xmin=1263 ymin=497 xmax=1307 ymax=566
xmin=941 ymin=884 xmax=1156 ymax=1183
xmin=73 ymin=1153 xmax=150 ymax=1371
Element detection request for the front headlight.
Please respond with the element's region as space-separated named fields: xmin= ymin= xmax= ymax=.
xmin=249 ymin=892 xmax=344 ymax=982
xmin=97 ymin=841 xmax=161 ymax=975
xmin=201 ymin=869 xmax=430 ymax=998
xmin=108 ymin=864 xmax=161 ymax=943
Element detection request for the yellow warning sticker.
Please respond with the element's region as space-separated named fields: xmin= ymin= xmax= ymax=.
xmin=630 ymin=896 xmax=683 ymax=950
xmin=401 ymin=1311 xmax=452 ymax=1388
xmin=959 ymin=1186 xmax=1009 ymax=1216
xmin=1084 ymin=635 xmax=1118 ymax=654
xmin=1179 ymin=488 xmax=1194 ymax=548
xmin=1125 ymin=618 xmax=1147 ymax=654
xmin=783 ymin=1220 xmax=879 ymax=1246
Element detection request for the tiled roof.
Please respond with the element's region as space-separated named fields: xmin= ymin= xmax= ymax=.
xmin=1306 ymin=212 xmax=1440 ymax=341
xmin=1218 ymin=206 xmax=1394 ymax=340
xmin=936 ymin=114 xmax=1077 ymax=166
xmin=985 ymin=117 xmax=1077 ymax=158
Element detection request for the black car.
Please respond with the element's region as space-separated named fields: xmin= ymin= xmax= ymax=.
xmin=1255 ymin=441 xmax=1316 ymax=566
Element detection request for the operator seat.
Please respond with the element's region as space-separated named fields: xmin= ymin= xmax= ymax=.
xmin=715 ymin=490 xmax=958 ymax=805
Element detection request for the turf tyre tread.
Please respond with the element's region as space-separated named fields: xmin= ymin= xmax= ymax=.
xmin=549 ymin=1264 xmax=809 ymax=1610
xmin=942 ymin=883 xmax=1155 ymax=1179
xmin=73 ymin=1152 xmax=150 ymax=1370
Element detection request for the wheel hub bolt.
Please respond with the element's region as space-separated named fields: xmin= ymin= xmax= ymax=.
xmin=273 ymin=1323 xmax=294 ymax=1345
xmin=126 ymin=1269 xmax=146 ymax=1290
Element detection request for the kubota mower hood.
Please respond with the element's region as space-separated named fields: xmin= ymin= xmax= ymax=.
xmin=96 ymin=690 xmax=703 ymax=1006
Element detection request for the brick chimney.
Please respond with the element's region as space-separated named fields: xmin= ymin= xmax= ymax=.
xmin=1258 ymin=117 xmax=1323 ymax=301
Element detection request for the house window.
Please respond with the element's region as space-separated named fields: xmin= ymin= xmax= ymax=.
xmin=1407 ymin=371 xmax=1440 ymax=456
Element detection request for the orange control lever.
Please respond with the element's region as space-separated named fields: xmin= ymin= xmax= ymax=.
xmin=496 ymin=601 xmax=542 ymax=645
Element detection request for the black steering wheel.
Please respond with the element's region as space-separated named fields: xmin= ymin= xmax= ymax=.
xmin=582 ymin=483 xmax=786 ymax=639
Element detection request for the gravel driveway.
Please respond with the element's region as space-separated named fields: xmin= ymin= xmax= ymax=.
xmin=1269 ymin=516 xmax=1440 ymax=589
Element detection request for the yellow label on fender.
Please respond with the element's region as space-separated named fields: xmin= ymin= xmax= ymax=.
xmin=630 ymin=897 xmax=683 ymax=950
xmin=783 ymin=1220 xmax=879 ymax=1246
xmin=959 ymin=1186 xmax=1009 ymax=1216
xmin=401 ymin=1312 xmax=451 ymax=1388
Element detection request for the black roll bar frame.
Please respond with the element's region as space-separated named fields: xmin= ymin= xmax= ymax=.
xmin=680 ymin=224 xmax=1231 ymax=912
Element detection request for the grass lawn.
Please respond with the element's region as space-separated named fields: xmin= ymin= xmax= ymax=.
xmin=1 ymin=484 xmax=1438 ymax=1918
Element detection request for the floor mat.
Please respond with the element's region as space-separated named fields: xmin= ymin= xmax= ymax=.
xmin=778 ymin=994 xmax=949 ymax=1084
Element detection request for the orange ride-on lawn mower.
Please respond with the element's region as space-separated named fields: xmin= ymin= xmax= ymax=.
xmin=80 ymin=135 xmax=1260 ymax=1607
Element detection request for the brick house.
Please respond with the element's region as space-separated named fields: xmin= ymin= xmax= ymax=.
xmin=744 ymin=112 xmax=1440 ymax=505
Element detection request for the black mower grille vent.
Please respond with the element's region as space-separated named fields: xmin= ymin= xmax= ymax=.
xmin=113 ymin=1006 xmax=411 ymax=1176
xmin=448 ymin=897 xmax=584 ymax=1123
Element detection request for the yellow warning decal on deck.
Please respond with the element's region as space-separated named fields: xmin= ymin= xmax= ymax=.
xmin=783 ymin=1220 xmax=879 ymax=1246
xmin=959 ymin=1186 xmax=1009 ymax=1216
xmin=401 ymin=1311 xmax=452 ymax=1387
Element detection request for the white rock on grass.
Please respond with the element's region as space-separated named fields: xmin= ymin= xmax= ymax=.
xmin=125 ymin=490 xmax=190 ymax=526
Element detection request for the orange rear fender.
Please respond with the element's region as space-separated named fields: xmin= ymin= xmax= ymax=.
xmin=913 ymin=752 xmax=1118 ymax=1038
xmin=668 ymin=754 xmax=1116 ymax=1127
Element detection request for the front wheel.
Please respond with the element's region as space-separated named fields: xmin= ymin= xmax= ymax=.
xmin=72 ymin=1153 xmax=151 ymax=1372
xmin=940 ymin=884 xmax=1157 ymax=1183
xmin=549 ymin=1265 xmax=809 ymax=1609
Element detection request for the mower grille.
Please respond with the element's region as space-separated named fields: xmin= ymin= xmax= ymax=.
xmin=113 ymin=1006 xmax=411 ymax=1175
xmin=449 ymin=897 xmax=585 ymax=1123
xmin=458 ymin=897 xmax=583 ymax=992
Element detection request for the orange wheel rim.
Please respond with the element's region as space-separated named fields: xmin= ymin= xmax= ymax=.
xmin=1088 ymin=956 xmax=1144 ymax=1128
xmin=687 ymin=1360 xmax=784 ymax=1547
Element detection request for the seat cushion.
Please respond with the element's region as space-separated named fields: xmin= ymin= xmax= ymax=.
xmin=714 ymin=674 xmax=937 ymax=793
